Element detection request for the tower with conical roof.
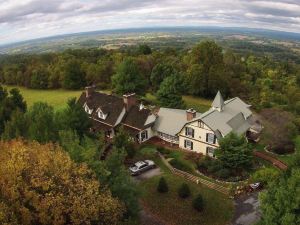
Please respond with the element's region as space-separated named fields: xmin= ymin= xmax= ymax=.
xmin=212 ymin=91 xmax=224 ymax=112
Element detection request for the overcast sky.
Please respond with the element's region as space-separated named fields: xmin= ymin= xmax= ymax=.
xmin=0 ymin=0 xmax=300 ymax=44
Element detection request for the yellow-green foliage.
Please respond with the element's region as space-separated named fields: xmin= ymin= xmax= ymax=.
xmin=0 ymin=140 xmax=124 ymax=225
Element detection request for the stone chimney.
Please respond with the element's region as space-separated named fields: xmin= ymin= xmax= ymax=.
xmin=85 ymin=85 xmax=95 ymax=98
xmin=186 ymin=108 xmax=197 ymax=121
xmin=123 ymin=93 xmax=137 ymax=111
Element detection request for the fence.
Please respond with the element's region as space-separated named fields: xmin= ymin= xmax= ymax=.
xmin=158 ymin=153 xmax=231 ymax=195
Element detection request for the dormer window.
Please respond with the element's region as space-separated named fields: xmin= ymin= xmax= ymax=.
xmin=84 ymin=104 xmax=93 ymax=115
xmin=96 ymin=108 xmax=107 ymax=120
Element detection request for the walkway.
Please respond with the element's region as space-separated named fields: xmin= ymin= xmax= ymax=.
xmin=254 ymin=151 xmax=288 ymax=170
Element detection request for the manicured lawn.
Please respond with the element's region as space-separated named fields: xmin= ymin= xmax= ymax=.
xmin=145 ymin=93 xmax=211 ymax=113
xmin=138 ymin=146 xmax=234 ymax=225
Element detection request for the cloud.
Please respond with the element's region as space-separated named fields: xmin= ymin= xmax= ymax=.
xmin=0 ymin=0 xmax=299 ymax=44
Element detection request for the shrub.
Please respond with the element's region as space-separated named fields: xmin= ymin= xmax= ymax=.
xmin=207 ymin=160 xmax=223 ymax=173
xmin=157 ymin=177 xmax=168 ymax=193
xmin=197 ymin=156 xmax=212 ymax=170
xmin=169 ymin=158 xmax=193 ymax=173
xmin=178 ymin=183 xmax=191 ymax=198
xmin=216 ymin=168 xmax=231 ymax=179
xmin=140 ymin=147 xmax=156 ymax=158
xmin=193 ymin=194 xmax=204 ymax=212
xmin=252 ymin=168 xmax=280 ymax=186
xmin=157 ymin=146 xmax=170 ymax=155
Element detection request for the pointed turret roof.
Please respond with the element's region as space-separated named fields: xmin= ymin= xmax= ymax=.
xmin=212 ymin=91 xmax=224 ymax=111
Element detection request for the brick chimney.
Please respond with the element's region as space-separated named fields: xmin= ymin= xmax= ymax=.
xmin=85 ymin=85 xmax=95 ymax=98
xmin=123 ymin=93 xmax=137 ymax=111
xmin=186 ymin=108 xmax=197 ymax=121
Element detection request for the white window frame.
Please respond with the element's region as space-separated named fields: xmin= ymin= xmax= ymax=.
xmin=140 ymin=130 xmax=148 ymax=142
xmin=98 ymin=110 xmax=107 ymax=120
xmin=185 ymin=127 xmax=194 ymax=138
xmin=198 ymin=121 xmax=204 ymax=128
xmin=84 ymin=104 xmax=93 ymax=115
xmin=184 ymin=139 xmax=193 ymax=150
xmin=206 ymin=133 xmax=216 ymax=144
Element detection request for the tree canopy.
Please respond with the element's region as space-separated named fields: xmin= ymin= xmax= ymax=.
xmin=0 ymin=140 xmax=124 ymax=225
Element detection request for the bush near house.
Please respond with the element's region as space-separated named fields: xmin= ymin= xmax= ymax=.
xmin=169 ymin=158 xmax=194 ymax=173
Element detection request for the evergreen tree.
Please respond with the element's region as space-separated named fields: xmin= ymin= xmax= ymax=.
xmin=157 ymin=73 xmax=185 ymax=109
xmin=215 ymin=132 xmax=253 ymax=173
xmin=150 ymin=63 xmax=175 ymax=91
xmin=112 ymin=58 xmax=146 ymax=95
xmin=193 ymin=194 xmax=204 ymax=212
xmin=178 ymin=183 xmax=191 ymax=198
xmin=157 ymin=177 xmax=169 ymax=193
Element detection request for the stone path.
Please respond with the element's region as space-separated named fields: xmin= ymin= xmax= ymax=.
xmin=232 ymin=192 xmax=262 ymax=225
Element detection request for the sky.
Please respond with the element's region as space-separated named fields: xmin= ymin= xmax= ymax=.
xmin=0 ymin=0 xmax=300 ymax=44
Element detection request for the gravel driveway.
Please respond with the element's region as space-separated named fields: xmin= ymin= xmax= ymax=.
xmin=232 ymin=192 xmax=262 ymax=225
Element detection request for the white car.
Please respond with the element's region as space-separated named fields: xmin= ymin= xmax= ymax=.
xmin=129 ymin=160 xmax=155 ymax=176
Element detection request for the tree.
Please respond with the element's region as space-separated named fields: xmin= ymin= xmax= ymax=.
xmin=259 ymin=168 xmax=300 ymax=225
xmin=215 ymin=132 xmax=253 ymax=173
xmin=30 ymin=67 xmax=49 ymax=89
xmin=8 ymin=88 xmax=27 ymax=113
xmin=56 ymin=98 xmax=91 ymax=138
xmin=157 ymin=73 xmax=185 ymax=108
xmin=62 ymin=59 xmax=86 ymax=89
xmin=112 ymin=58 xmax=147 ymax=95
xmin=27 ymin=102 xmax=58 ymax=143
xmin=193 ymin=194 xmax=204 ymax=212
xmin=2 ymin=109 xmax=28 ymax=140
xmin=150 ymin=63 xmax=175 ymax=91
xmin=157 ymin=177 xmax=169 ymax=193
xmin=0 ymin=140 xmax=124 ymax=225
xmin=113 ymin=127 xmax=136 ymax=158
xmin=105 ymin=147 xmax=140 ymax=218
xmin=138 ymin=44 xmax=152 ymax=55
xmin=178 ymin=183 xmax=191 ymax=198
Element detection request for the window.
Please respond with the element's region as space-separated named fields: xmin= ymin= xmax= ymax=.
xmin=206 ymin=147 xmax=216 ymax=157
xmin=206 ymin=133 xmax=216 ymax=144
xmin=185 ymin=127 xmax=194 ymax=138
xmin=98 ymin=111 xmax=107 ymax=120
xmin=198 ymin=121 xmax=204 ymax=128
xmin=184 ymin=139 xmax=193 ymax=150
xmin=84 ymin=105 xmax=93 ymax=115
xmin=141 ymin=130 xmax=148 ymax=142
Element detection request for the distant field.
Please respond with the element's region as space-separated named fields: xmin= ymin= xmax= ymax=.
xmin=2 ymin=85 xmax=212 ymax=112
xmin=3 ymin=85 xmax=83 ymax=110
xmin=145 ymin=93 xmax=211 ymax=113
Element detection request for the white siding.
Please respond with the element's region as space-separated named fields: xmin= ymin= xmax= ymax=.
xmin=179 ymin=120 xmax=219 ymax=155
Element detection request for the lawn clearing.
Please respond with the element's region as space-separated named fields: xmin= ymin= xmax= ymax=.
xmin=145 ymin=93 xmax=211 ymax=113
xmin=276 ymin=135 xmax=300 ymax=166
xmin=138 ymin=146 xmax=234 ymax=225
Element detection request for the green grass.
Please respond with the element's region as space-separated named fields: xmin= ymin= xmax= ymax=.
xmin=145 ymin=93 xmax=211 ymax=113
xmin=3 ymin=85 xmax=83 ymax=110
xmin=138 ymin=146 xmax=233 ymax=225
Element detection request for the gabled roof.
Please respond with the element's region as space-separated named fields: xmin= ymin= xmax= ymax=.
xmin=193 ymin=96 xmax=252 ymax=136
xmin=154 ymin=108 xmax=201 ymax=136
xmin=122 ymin=105 xmax=154 ymax=130
xmin=212 ymin=91 xmax=224 ymax=110
xmin=78 ymin=92 xmax=124 ymax=127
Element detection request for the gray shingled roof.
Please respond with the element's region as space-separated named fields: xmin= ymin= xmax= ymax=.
xmin=154 ymin=108 xmax=201 ymax=136
xmin=192 ymin=96 xmax=252 ymax=136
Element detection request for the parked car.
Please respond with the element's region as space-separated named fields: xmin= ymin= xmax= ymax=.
xmin=129 ymin=160 xmax=155 ymax=176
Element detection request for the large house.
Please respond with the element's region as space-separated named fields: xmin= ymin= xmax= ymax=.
xmin=78 ymin=87 xmax=258 ymax=156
